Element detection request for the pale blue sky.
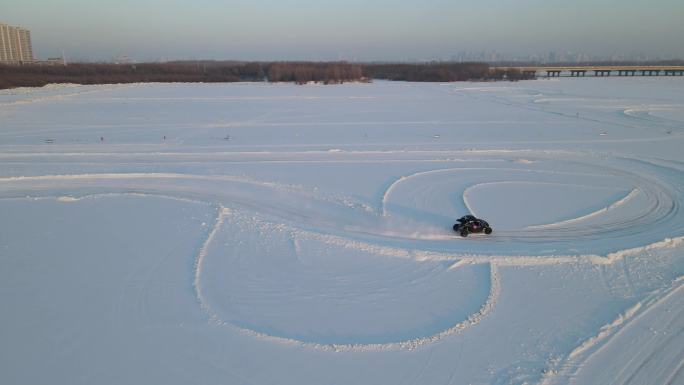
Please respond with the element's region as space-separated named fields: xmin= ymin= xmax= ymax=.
xmin=2 ymin=0 xmax=682 ymax=61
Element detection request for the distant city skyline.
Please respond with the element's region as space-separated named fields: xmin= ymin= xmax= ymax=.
xmin=2 ymin=0 xmax=683 ymax=62
xmin=449 ymin=50 xmax=683 ymax=64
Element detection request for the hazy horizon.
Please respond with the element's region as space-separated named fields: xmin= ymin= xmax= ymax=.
xmin=2 ymin=0 xmax=683 ymax=62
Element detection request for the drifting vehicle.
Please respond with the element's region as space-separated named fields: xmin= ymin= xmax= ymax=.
xmin=453 ymin=215 xmax=493 ymax=237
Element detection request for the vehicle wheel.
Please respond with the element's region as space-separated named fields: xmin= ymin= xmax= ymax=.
xmin=460 ymin=229 xmax=469 ymax=237
xmin=484 ymin=227 xmax=492 ymax=235
xmin=453 ymin=224 xmax=461 ymax=232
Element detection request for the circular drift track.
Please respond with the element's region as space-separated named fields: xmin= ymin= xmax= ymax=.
xmin=1 ymin=149 xmax=683 ymax=351
xmin=1 ymin=150 xmax=682 ymax=257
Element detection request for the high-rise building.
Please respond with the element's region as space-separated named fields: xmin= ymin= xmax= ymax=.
xmin=0 ymin=23 xmax=34 ymax=63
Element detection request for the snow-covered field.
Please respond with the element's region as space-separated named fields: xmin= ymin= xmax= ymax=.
xmin=1 ymin=79 xmax=683 ymax=385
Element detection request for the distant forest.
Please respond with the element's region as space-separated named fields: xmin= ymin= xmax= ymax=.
xmin=1 ymin=61 xmax=530 ymax=89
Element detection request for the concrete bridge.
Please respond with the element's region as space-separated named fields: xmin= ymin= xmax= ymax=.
xmin=493 ymin=65 xmax=684 ymax=78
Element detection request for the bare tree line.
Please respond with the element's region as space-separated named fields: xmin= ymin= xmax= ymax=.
xmin=0 ymin=61 xmax=533 ymax=89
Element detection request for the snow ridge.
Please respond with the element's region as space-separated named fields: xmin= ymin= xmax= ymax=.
xmin=540 ymin=275 xmax=684 ymax=385
xmin=526 ymin=188 xmax=639 ymax=229
xmin=193 ymin=205 xmax=231 ymax=314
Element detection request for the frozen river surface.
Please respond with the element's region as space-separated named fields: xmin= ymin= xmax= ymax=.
xmin=1 ymin=79 xmax=683 ymax=385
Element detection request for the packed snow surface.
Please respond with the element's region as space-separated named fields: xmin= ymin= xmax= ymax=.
xmin=1 ymin=79 xmax=683 ymax=384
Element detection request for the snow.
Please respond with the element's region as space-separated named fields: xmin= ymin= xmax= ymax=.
xmin=1 ymin=78 xmax=683 ymax=384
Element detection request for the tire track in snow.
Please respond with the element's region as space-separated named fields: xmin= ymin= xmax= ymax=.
xmin=664 ymin=356 xmax=684 ymax=385
xmin=193 ymin=205 xmax=230 ymax=316
xmin=1 ymin=168 xmax=682 ymax=265
xmin=195 ymin=236 xmax=502 ymax=351
xmin=525 ymin=188 xmax=640 ymax=230
xmin=2 ymin=149 xmax=683 ymax=353
xmin=188 ymin=206 xmax=502 ymax=351
xmin=379 ymin=153 xmax=682 ymax=245
xmin=540 ymin=276 xmax=684 ymax=385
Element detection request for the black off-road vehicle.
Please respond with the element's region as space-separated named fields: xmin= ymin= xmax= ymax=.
xmin=453 ymin=215 xmax=493 ymax=237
